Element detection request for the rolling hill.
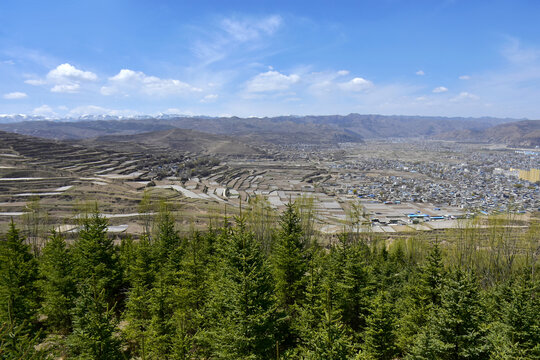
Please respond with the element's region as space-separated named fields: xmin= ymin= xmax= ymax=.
xmin=85 ymin=128 xmax=266 ymax=157
xmin=435 ymin=120 xmax=540 ymax=147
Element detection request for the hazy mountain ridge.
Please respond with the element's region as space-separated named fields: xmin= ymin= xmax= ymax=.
xmin=435 ymin=120 xmax=540 ymax=147
xmin=0 ymin=113 xmax=525 ymax=144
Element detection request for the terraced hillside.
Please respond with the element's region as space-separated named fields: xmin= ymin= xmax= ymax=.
xmin=0 ymin=130 xmax=272 ymax=237
xmin=0 ymin=130 xmax=172 ymax=233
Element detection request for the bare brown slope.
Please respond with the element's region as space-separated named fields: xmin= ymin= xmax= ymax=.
xmin=85 ymin=128 xmax=267 ymax=157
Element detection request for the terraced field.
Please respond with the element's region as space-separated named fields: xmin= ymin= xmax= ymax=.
xmin=0 ymin=130 xmax=277 ymax=237
xmin=0 ymin=131 xmax=166 ymax=233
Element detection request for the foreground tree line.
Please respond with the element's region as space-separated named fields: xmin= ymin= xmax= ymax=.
xmin=0 ymin=202 xmax=538 ymax=359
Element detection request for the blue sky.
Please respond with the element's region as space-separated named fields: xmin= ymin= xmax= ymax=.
xmin=1 ymin=0 xmax=540 ymax=118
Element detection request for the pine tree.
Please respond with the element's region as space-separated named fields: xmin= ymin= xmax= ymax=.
xmin=69 ymin=279 xmax=122 ymax=360
xmin=170 ymin=231 xmax=212 ymax=357
xmin=273 ymin=202 xmax=307 ymax=309
xmin=118 ymin=235 xmax=136 ymax=286
xmin=143 ymin=208 xmax=183 ymax=359
xmin=154 ymin=204 xmax=181 ymax=264
xmin=272 ymin=202 xmax=309 ymax=351
xmin=294 ymin=245 xmax=324 ymax=356
xmin=423 ymin=268 xmax=489 ymax=360
xmin=146 ymin=260 xmax=177 ymax=359
xmin=494 ymin=275 xmax=540 ymax=359
xmin=38 ymin=230 xmax=76 ymax=334
xmin=121 ymin=235 xmax=154 ymax=358
xmin=360 ymin=291 xmax=398 ymax=360
xmin=0 ymin=321 xmax=45 ymax=360
xmin=398 ymin=240 xmax=445 ymax=353
xmin=72 ymin=211 xmax=120 ymax=306
xmin=0 ymin=221 xmax=39 ymax=327
xmin=205 ymin=218 xmax=279 ymax=359
xmin=336 ymin=240 xmax=373 ymax=335
xmin=294 ymin=244 xmax=354 ymax=359
xmin=302 ymin=288 xmax=353 ymax=360
xmin=405 ymin=326 xmax=443 ymax=360
xmin=123 ymin=277 xmax=152 ymax=358
xmin=126 ymin=234 xmax=155 ymax=287
xmin=420 ymin=240 xmax=444 ymax=307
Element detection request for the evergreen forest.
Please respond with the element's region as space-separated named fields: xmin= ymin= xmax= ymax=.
xmin=0 ymin=200 xmax=538 ymax=359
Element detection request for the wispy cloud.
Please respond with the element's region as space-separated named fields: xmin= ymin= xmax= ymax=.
xmin=416 ymin=70 xmax=425 ymax=76
xmin=245 ymin=70 xmax=299 ymax=93
xmin=3 ymin=92 xmax=27 ymax=99
xmin=2 ymin=47 xmax=59 ymax=69
xmin=32 ymin=104 xmax=57 ymax=117
xmin=221 ymin=15 xmax=282 ymax=42
xmin=191 ymin=15 xmax=283 ymax=66
xmin=432 ymin=86 xmax=448 ymax=93
xmin=24 ymin=79 xmax=46 ymax=86
xmin=450 ymin=92 xmax=479 ymax=102
xmin=51 ymin=83 xmax=81 ymax=93
xmin=200 ymin=94 xmax=218 ymax=103
xmin=502 ymin=37 xmax=540 ymax=65
xmin=67 ymin=105 xmax=139 ymax=117
xmin=306 ymin=70 xmax=372 ymax=95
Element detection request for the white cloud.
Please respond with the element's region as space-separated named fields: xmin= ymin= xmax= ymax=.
xmin=51 ymin=83 xmax=80 ymax=93
xmin=32 ymin=105 xmax=57 ymax=117
xmin=3 ymin=92 xmax=27 ymax=99
xmin=432 ymin=86 xmax=448 ymax=93
xmin=221 ymin=15 xmax=282 ymax=42
xmin=24 ymin=79 xmax=46 ymax=86
xmin=200 ymin=94 xmax=218 ymax=103
xmin=245 ymin=70 xmax=300 ymax=92
xmin=307 ymin=70 xmax=361 ymax=94
xmin=450 ymin=92 xmax=479 ymax=102
xmin=416 ymin=70 xmax=425 ymax=76
xmin=30 ymin=63 xmax=99 ymax=93
xmin=47 ymin=63 xmax=97 ymax=82
xmin=339 ymin=77 xmax=373 ymax=92
xmin=67 ymin=105 xmax=139 ymax=117
xmin=164 ymin=108 xmax=195 ymax=116
xmin=101 ymin=69 xmax=202 ymax=97
xmin=459 ymin=75 xmax=470 ymax=80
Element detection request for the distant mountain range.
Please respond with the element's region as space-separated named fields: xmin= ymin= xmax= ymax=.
xmin=435 ymin=120 xmax=540 ymax=148
xmin=0 ymin=113 xmax=535 ymax=146
xmin=0 ymin=113 xmax=203 ymax=124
